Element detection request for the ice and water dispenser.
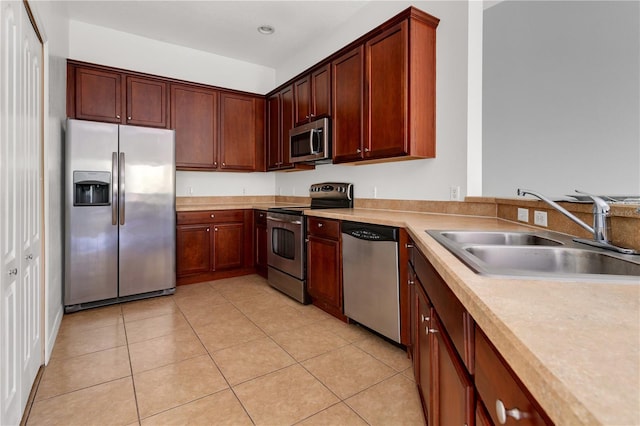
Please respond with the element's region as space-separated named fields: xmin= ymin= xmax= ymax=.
xmin=73 ymin=171 xmax=111 ymax=206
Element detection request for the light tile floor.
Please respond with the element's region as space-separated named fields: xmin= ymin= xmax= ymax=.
xmin=26 ymin=275 xmax=424 ymax=425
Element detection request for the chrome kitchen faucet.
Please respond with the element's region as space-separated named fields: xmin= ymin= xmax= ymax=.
xmin=517 ymin=188 xmax=639 ymax=255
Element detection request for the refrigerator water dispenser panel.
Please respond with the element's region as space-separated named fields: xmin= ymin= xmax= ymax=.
xmin=73 ymin=171 xmax=110 ymax=206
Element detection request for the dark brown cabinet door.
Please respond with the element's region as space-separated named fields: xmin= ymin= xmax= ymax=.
xmin=213 ymin=223 xmax=244 ymax=270
xmin=171 ymin=84 xmax=218 ymax=170
xmin=74 ymin=67 xmax=123 ymax=124
xmin=266 ymin=94 xmax=281 ymax=170
xmin=219 ymin=92 xmax=257 ymax=171
xmin=254 ymin=211 xmax=268 ymax=278
xmin=294 ymin=74 xmax=311 ymax=126
xmin=126 ymin=76 xmax=167 ymax=128
xmin=280 ymin=85 xmax=294 ymax=168
xmin=366 ymin=21 xmax=408 ymax=159
xmin=332 ymin=46 xmax=364 ymax=163
xmin=432 ymin=314 xmax=474 ymax=426
xmin=307 ymin=235 xmax=341 ymax=311
xmin=312 ymin=64 xmax=331 ymax=119
xmin=416 ymin=283 xmax=433 ymax=422
xmin=176 ymin=224 xmax=211 ymax=276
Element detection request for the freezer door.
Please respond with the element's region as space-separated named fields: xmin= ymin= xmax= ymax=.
xmin=65 ymin=119 xmax=119 ymax=305
xmin=118 ymin=125 xmax=175 ymax=297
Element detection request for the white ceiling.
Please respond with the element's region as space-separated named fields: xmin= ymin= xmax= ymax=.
xmin=60 ymin=1 xmax=372 ymax=69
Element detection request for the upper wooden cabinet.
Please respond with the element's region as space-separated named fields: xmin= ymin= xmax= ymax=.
xmin=332 ymin=46 xmax=365 ymax=163
xmin=331 ymin=8 xmax=438 ymax=164
xmin=171 ymin=84 xmax=218 ymax=169
xmin=267 ymin=85 xmax=296 ymax=171
xmin=294 ymin=64 xmax=331 ymax=126
xmin=68 ymin=63 xmax=168 ymax=128
xmin=67 ymin=60 xmax=265 ymax=172
xmin=219 ymin=92 xmax=265 ymax=171
xmin=126 ymin=76 xmax=168 ymax=128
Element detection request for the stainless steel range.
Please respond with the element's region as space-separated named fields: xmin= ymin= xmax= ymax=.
xmin=267 ymin=182 xmax=354 ymax=303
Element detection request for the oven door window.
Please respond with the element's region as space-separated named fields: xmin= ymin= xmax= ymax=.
xmin=272 ymin=226 xmax=296 ymax=260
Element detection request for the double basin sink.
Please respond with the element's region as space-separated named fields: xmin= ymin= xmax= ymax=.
xmin=426 ymin=230 xmax=640 ymax=283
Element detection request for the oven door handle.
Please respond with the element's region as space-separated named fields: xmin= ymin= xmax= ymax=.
xmin=268 ymin=217 xmax=302 ymax=225
xmin=309 ymin=129 xmax=319 ymax=154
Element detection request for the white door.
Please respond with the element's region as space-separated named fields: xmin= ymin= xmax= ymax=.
xmin=0 ymin=1 xmax=43 ymax=425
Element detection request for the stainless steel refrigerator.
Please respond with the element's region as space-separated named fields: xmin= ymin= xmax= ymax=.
xmin=64 ymin=119 xmax=176 ymax=312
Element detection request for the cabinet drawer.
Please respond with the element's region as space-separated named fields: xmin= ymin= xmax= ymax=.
xmin=307 ymin=217 xmax=340 ymax=239
xmin=177 ymin=210 xmax=244 ymax=225
xmin=413 ymin=246 xmax=471 ymax=371
xmin=475 ymin=328 xmax=551 ymax=426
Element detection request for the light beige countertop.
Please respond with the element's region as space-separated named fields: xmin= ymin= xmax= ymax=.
xmin=304 ymin=208 xmax=640 ymax=425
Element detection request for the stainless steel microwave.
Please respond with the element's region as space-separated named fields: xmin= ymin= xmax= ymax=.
xmin=289 ymin=117 xmax=331 ymax=163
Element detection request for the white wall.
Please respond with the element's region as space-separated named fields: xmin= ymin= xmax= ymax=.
xmin=177 ymin=171 xmax=275 ymax=197
xmin=483 ymin=1 xmax=640 ymax=198
xmin=28 ymin=0 xmax=69 ymax=363
xmin=274 ymin=1 xmax=470 ymax=201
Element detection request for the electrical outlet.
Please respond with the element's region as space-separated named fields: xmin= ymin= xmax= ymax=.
xmin=534 ymin=210 xmax=548 ymax=227
xmin=242 ymin=187 xmax=246 ymax=195
xmin=188 ymin=186 xmax=193 ymax=195
xmin=373 ymin=186 xmax=378 ymax=198
xmin=517 ymin=208 xmax=529 ymax=222
xmin=449 ymin=186 xmax=461 ymax=201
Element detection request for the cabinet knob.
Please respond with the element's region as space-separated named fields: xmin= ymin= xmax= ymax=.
xmin=420 ymin=314 xmax=429 ymax=323
xmin=8 ymin=268 xmax=18 ymax=276
xmin=214 ymin=227 xmax=218 ymax=232
xmin=210 ymin=214 xmax=215 ymax=218
xmin=25 ymin=254 xmax=33 ymax=261
xmin=206 ymin=228 xmax=210 ymax=232
xmin=222 ymin=162 xmax=226 ymax=166
xmin=426 ymin=326 xmax=438 ymax=335
xmin=317 ymin=223 xmax=323 ymax=227
xmin=127 ymin=116 xmax=132 ymax=120
xmin=356 ymin=148 xmax=361 ymax=154
xmin=364 ymin=147 xmax=370 ymax=152
xmin=214 ymin=162 xmax=218 ymax=167
xmin=116 ymin=115 xmax=121 ymax=119
xmin=405 ymin=243 xmax=414 ymax=248
xmin=495 ymin=400 xmax=529 ymax=424
xmin=408 ymin=279 xmax=415 ymax=286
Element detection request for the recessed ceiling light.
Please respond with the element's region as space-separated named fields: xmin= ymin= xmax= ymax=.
xmin=257 ymin=25 xmax=275 ymax=35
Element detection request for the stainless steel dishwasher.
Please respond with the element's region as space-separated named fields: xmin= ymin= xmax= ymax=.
xmin=341 ymin=221 xmax=400 ymax=343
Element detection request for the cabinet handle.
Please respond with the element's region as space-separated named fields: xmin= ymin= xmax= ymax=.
xmin=408 ymin=279 xmax=415 ymax=286
xmin=420 ymin=314 xmax=429 ymax=323
xmin=8 ymin=268 xmax=18 ymax=276
xmin=25 ymin=254 xmax=33 ymax=261
xmin=210 ymin=214 xmax=215 ymax=218
xmin=356 ymin=148 xmax=361 ymax=154
xmin=116 ymin=115 xmax=121 ymax=119
xmin=364 ymin=147 xmax=370 ymax=153
xmin=426 ymin=326 xmax=438 ymax=335
xmin=405 ymin=243 xmax=414 ymax=248
xmin=496 ymin=400 xmax=529 ymax=424
xmin=317 ymin=223 xmax=323 ymax=227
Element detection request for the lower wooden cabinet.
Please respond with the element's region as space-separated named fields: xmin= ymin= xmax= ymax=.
xmin=176 ymin=210 xmax=254 ymax=285
xmin=254 ymin=210 xmax=268 ymax=278
xmin=306 ymin=217 xmax=346 ymax=320
xmin=408 ymin=238 xmax=553 ymax=425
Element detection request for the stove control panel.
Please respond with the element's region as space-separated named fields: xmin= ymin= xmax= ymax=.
xmin=309 ymin=182 xmax=353 ymax=200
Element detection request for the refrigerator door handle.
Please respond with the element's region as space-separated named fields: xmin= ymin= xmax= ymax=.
xmin=112 ymin=152 xmax=118 ymax=225
xmin=119 ymin=152 xmax=125 ymax=225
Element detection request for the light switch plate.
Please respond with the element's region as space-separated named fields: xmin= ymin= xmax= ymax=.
xmin=517 ymin=208 xmax=529 ymax=222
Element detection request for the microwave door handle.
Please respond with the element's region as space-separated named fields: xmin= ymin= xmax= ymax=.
xmin=309 ymin=129 xmax=317 ymax=154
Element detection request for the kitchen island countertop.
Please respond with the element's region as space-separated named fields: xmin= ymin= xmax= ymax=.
xmin=303 ymin=207 xmax=640 ymax=425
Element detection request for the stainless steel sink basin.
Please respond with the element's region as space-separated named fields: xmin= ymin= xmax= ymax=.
xmin=465 ymin=246 xmax=640 ymax=277
xmin=426 ymin=230 xmax=640 ymax=282
xmin=439 ymin=231 xmax=562 ymax=246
